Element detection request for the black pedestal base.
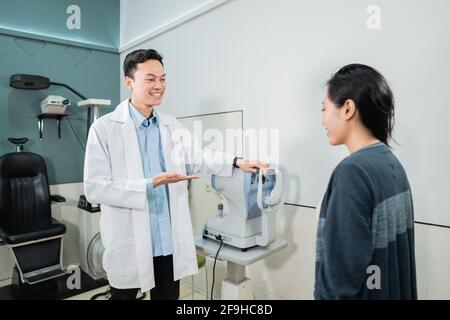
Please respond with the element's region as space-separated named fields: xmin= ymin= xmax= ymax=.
xmin=0 ymin=270 xmax=108 ymax=300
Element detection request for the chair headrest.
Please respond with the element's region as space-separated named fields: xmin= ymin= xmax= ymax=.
xmin=0 ymin=152 xmax=47 ymax=178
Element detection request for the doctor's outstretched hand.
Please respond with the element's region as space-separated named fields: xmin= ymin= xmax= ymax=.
xmin=153 ymin=172 xmax=199 ymax=187
xmin=236 ymin=159 xmax=270 ymax=175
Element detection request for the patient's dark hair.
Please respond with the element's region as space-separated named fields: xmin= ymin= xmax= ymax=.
xmin=123 ymin=49 xmax=164 ymax=78
xmin=327 ymin=64 xmax=395 ymax=145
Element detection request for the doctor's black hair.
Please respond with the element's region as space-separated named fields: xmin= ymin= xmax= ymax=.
xmin=326 ymin=64 xmax=395 ymax=146
xmin=123 ymin=49 xmax=164 ymax=79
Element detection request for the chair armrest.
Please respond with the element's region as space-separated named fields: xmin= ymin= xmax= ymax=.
xmin=50 ymin=194 xmax=66 ymax=203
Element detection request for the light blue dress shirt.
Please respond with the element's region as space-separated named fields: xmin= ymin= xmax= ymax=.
xmin=129 ymin=102 xmax=173 ymax=257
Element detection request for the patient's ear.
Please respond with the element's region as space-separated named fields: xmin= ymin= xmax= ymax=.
xmin=343 ymin=99 xmax=357 ymax=121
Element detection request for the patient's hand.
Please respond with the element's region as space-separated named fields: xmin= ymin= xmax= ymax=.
xmin=153 ymin=172 xmax=199 ymax=187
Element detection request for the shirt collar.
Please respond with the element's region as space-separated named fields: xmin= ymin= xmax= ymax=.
xmin=128 ymin=100 xmax=159 ymax=129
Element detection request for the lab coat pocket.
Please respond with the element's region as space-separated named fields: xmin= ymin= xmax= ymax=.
xmin=104 ymin=239 xmax=138 ymax=276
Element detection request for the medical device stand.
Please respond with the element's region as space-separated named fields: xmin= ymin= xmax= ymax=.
xmin=195 ymin=236 xmax=287 ymax=300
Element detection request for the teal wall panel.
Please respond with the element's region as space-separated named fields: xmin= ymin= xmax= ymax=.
xmin=0 ymin=33 xmax=120 ymax=184
xmin=0 ymin=0 xmax=119 ymax=50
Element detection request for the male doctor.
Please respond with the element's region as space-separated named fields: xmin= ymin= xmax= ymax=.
xmin=83 ymin=49 xmax=268 ymax=300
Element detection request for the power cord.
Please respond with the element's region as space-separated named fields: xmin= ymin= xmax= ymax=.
xmin=90 ymin=285 xmax=111 ymax=300
xmin=66 ymin=116 xmax=86 ymax=151
xmin=210 ymin=235 xmax=224 ymax=300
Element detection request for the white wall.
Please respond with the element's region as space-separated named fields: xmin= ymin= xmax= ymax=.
xmin=119 ymin=0 xmax=450 ymax=228
xmin=118 ymin=0 xmax=450 ymax=300
xmin=120 ymin=0 xmax=228 ymax=51
xmin=0 ymin=246 xmax=14 ymax=282
xmin=49 ymin=183 xmax=92 ymax=268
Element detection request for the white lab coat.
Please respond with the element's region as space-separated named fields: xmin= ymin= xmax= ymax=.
xmin=83 ymin=99 xmax=234 ymax=292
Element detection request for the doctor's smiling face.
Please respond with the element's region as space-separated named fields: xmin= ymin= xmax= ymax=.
xmin=123 ymin=49 xmax=166 ymax=116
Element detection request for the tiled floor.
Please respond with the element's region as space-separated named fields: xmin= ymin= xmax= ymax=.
xmin=65 ymin=283 xmax=207 ymax=300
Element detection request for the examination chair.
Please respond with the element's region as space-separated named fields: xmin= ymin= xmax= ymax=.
xmin=0 ymin=138 xmax=67 ymax=296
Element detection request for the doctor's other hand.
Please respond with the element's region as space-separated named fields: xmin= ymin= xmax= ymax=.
xmin=153 ymin=172 xmax=199 ymax=187
xmin=236 ymin=159 xmax=270 ymax=175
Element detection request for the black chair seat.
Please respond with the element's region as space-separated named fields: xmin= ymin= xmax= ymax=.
xmin=0 ymin=218 xmax=66 ymax=245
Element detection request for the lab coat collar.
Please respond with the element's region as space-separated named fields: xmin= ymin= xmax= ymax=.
xmin=128 ymin=100 xmax=160 ymax=129
xmin=109 ymin=98 xmax=171 ymax=126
